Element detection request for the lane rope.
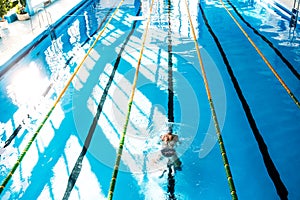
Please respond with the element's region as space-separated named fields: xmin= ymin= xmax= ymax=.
xmin=62 ymin=5 xmax=141 ymax=200
xmin=225 ymin=0 xmax=300 ymax=81
xmin=198 ymin=2 xmax=288 ymax=199
xmin=107 ymin=0 xmax=155 ymax=199
xmin=183 ymin=0 xmax=238 ymax=199
xmin=220 ymin=0 xmax=300 ymax=109
xmin=0 ymin=0 xmax=125 ymax=194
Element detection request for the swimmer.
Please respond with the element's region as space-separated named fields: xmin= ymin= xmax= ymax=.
xmin=160 ymin=131 xmax=182 ymax=171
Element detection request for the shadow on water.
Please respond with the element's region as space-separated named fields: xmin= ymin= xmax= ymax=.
xmin=62 ymin=7 xmax=141 ymax=199
xmin=198 ymin=2 xmax=288 ymax=199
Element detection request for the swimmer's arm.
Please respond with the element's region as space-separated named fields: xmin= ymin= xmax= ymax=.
xmin=174 ymin=135 xmax=180 ymax=143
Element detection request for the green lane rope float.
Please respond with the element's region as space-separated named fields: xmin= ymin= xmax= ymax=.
xmin=220 ymin=0 xmax=300 ymax=109
xmin=198 ymin=2 xmax=288 ymax=199
xmin=183 ymin=0 xmax=238 ymax=199
xmin=107 ymin=0 xmax=155 ymax=199
xmin=225 ymin=0 xmax=300 ymax=81
xmin=0 ymin=0 xmax=125 ymax=194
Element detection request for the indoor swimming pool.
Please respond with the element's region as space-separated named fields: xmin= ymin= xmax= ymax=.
xmin=0 ymin=0 xmax=300 ymax=199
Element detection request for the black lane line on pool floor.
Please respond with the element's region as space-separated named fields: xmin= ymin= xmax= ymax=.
xmin=167 ymin=2 xmax=174 ymax=128
xmin=62 ymin=7 xmax=141 ymax=200
xmin=226 ymin=0 xmax=300 ymax=81
xmin=1 ymin=125 xmax=22 ymax=150
xmin=0 ymin=56 xmax=73 ymax=154
xmin=198 ymin=3 xmax=288 ymax=200
xmin=166 ymin=1 xmax=177 ymax=199
xmin=0 ymin=6 xmax=114 ymax=156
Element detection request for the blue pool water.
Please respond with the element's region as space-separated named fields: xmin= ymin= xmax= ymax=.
xmin=0 ymin=0 xmax=300 ymax=199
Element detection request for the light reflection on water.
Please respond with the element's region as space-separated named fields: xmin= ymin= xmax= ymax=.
xmin=0 ymin=0 xmax=300 ymax=199
xmin=6 ymin=63 xmax=49 ymax=109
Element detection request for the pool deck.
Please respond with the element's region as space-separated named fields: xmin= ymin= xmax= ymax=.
xmin=277 ymin=0 xmax=293 ymax=8
xmin=0 ymin=0 xmax=82 ymax=67
xmin=0 ymin=0 xmax=296 ymax=68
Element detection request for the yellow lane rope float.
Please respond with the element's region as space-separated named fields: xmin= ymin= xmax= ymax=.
xmin=184 ymin=0 xmax=238 ymax=199
xmin=107 ymin=0 xmax=155 ymax=199
xmin=0 ymin=0 xmax=125 ymax=194
xmin=220 ymin=0 xmax=300 ymax=109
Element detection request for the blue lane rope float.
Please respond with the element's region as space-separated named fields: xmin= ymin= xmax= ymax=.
xmin=0 ymin=0 xmax=125 ymax=194
xmin=107 ymin=0 xmax=155 ymax=199
xmin=183 ymin=0 xmax=238 ymax=199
